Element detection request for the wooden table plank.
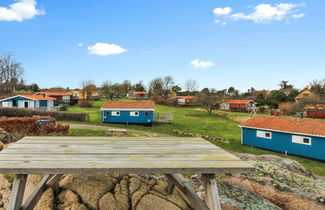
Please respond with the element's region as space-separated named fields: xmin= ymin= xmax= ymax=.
xmin=0 ymin=136 xmax=254 ymax=174
xmin=0 ymin=160 xmax=253 ymax=174
xmin=0 ymin=154 xmax=239 ymax=161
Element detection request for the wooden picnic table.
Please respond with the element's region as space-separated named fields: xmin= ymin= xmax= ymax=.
xmin=0 ymin=136 xmax=253 ymax=210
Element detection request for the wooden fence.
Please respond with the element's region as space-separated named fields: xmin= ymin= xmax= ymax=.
xmin=154 ymin=113 xmax=173 ymax=124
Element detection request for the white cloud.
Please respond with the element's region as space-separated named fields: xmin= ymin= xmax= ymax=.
xmin=213 ymin=7 xmax=232 ymax=16
xmin=77 ymin=43 xmax=83 ymax=47
xmin=230 ymin=3 xmax=305 ymax=23
xmin=190 ymin=59 xmax=215 ymax=69
xmin=87 ymin=43 xmax=127 ymax=56
xmin=0 ymin=0 xmax=45 ymax=22
xmin=214 ymin=19 xmax=227 ymax=26
xmin=292 ymin=13 xmax=304 ymax=18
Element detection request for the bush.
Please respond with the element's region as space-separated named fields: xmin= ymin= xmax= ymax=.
xmin=0 ymin=107 xmax=88 ymax=121
xmin=278 ymin=102 xmax=294 ymax=115
xmin=42 ymin=123 xmax=69 ymax=134
xmin=0 ymin=117 xmax=39 ymax=134
xmin=0 ymin=116 xmax=69 ymax=135
xmin=78 ymin=99 xmax=93 ymax=107
xmin=258 ymin=105 xmax=270 ymax=113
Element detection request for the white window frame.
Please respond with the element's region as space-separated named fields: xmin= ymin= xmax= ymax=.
xmin=256 ymin=130 xmax=272 ymax=139
xmin=292 ymin=135 xmax=311 ymax=146
xmin=112 ymin=111 xmax=120 ymax=116
xmin=130 ymin=111 xmax=139 ymax=117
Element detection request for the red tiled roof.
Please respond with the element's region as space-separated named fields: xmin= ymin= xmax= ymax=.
xmin=20 ymin=94 xmax=56 ymax=100
xmin=128 ymin=91 xmax=148 ymax=94
xmin=177 ymin=96 xmax=197 ymax=99
xmin=241 ymin=116 xmax=325 ymax=137
xmin=101 ymin=101 xmax=155 ymax=109
xmin=220 ymin=99 xmax=254 ymax=104
xmin=305 ymin=104 xmax=325 ymax=109
xmin=38 ymin=92 xmax=72 ymax=96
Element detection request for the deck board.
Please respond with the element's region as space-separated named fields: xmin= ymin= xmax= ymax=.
xmin=0 ymin=136 xmax=253 ymax=174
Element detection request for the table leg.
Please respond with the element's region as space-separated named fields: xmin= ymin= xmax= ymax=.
xmin=8 ymin=174 xmax=28 ymax=210
xmin=165 ymin=174 xmax=209 ymax=210
xmin=202 ymin=174 xmax=221 ymax=210
xmin=22 ymin=174 xmax=63 ymax=210
xmin=166 ymin=180 xmax=175 ymax=195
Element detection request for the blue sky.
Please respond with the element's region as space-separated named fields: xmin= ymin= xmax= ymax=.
xmin=0 ymin=0 xmax=324 ymax=91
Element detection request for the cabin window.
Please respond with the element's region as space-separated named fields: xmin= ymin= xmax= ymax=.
xmin=130 ymin=111 xmax=139 ymax=117
xmin=112 ymin=111 xmax=120 ymax=116
xmin=256 ymin=130 xmax=272 ymax=139
xmin=292 ymin=135 xmax=311 ymax=145
xmin=144 ymin=112 xmax=149 ymax=116
xmin=106 ymin=112 xmax=110 ymax=116
xmin=12 ymin=99 xmax=17 ymax=106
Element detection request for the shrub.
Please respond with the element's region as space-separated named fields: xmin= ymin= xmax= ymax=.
xmin=0 ymin=117 xmax=39 ymax=134
xmin=278 ymin=102 xmax=294 ymax=115
xmin=0 ymin=107 xmax=88 ymax=121
xmin=0 ymin=116 xmax=69 ymax=135
xmin=78 ymin=99 xmax=93 ymax=107
xmin=42 ymin=123 xmax=69 ymax=134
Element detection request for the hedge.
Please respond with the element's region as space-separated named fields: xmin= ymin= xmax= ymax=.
xmin=0 ymin=116 xmax=69 ymax=135
xmin=0 ymin=107 xmax=88 ymax=121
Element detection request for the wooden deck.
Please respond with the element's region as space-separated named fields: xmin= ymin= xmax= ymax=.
xmin=1 ymin=136 xmax=253 ymax=210
xmin=0 ymin=136 xmax=253 ymax=174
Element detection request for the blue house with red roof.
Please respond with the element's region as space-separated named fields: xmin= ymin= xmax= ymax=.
xmin=240 ymin=116 xmax=325 ymax=161
xmin=101 ymin=101 xmax=155 ymax=124
xmin=0 ymin=95 xmax=56 ymax=110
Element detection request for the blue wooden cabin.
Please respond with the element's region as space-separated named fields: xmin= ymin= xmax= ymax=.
xmin=240 ymin=116 xmax=325 ymax=161
xmin=101 ymin=101 xmax=155 ymax=124
xmin=0 ymin=95 xmax=55 ymax=110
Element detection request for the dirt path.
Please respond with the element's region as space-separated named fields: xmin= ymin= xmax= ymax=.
xmin=69 ymin=124 xmax=171 ymax=137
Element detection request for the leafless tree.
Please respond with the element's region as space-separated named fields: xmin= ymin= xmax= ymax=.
xmin=0 ymin=52 xmax=24 ymax=92
xmin=80 ymin=80 xmax=96 ymax=101
xmin=184 ymin=79 xmax=198 ymax=95
xmin=101 ymin=80 xmax=115 ymax=101
xmin=195 ymin=90 xmax=219 ymax=115
xmin=149 ymin=77 xmax=164 ymax=97
xmin=162 ymin=76 xmax=175 ymax=99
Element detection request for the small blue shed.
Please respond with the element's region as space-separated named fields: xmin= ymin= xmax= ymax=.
xmin=101 ymin=101 xmax=155 ymax=124
xmin=240 ymin=116 xmax=325 ymax=161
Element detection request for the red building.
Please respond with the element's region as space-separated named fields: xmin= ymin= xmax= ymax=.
xmin=35 ymin=92 xmax=72 ymax=104
xmin=171 ymin=96 xmax=197 ymax=106
xmin=218 ymin=99 xmax=256 ymax=111
xmin=127 ymin=91 xmax=149 ymax=100
xmin=305 ymin=104 xmax=325 ymax=118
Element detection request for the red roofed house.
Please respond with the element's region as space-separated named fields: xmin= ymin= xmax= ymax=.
xmin=101 ymin=101 xmax=155 ymax=124
xmin=35 ymin=92 xmax=72 ymax=104
xmin=305 ymin=104 xmax=325 ymax=118
xmin=218 ymin=99 xmax=256 ymax=111
xmin=127 ymin=91 xmax=149 ymax=100
xmin=240 ymin=116 xmax=325 ymax=160
xmin=170 ymin=96 xmax=197 ymax=106
xmin=0 ymin=95 xmax=55 ymax=110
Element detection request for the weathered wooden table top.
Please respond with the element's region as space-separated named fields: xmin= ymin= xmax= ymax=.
xmin=0 ymin=136 xmax=253 ymax=174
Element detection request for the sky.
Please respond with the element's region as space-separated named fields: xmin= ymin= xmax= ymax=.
xmin=0 ymin=0 xmax=324 ymax=92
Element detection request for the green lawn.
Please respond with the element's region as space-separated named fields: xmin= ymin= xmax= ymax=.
xmin=66 ymin=99 xmax=325 ymax=176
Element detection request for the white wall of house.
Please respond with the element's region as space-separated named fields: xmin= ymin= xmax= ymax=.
xmin=220 ymin=103 xmax=229 ymax=110
xmin=62 ymin=95 xmax=70 ymax=102
xmin=18 ymin=100 xmax=35 ymax=108
xmin=47 ymin=100 xmax=54 ymax=110
xmin=1 ymin=101 xmax=12 ymax=107
xmin=178 ymin=99 xmax=186 ymax=105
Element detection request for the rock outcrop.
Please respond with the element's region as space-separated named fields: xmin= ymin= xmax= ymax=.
xmin=0 ymin=154 xmax=324 ymax=209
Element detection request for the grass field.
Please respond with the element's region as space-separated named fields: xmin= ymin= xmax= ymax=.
xmin=67 ymin=99 xmax=325 ymax=176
